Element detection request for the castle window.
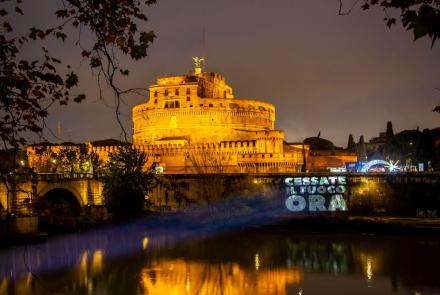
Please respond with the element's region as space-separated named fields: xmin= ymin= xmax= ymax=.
xmin=186 ymin=88 xmax=191 ymax=95
xmin=154 ymin=91 xmax=158 ymax=97
xmin=209 ymin=104 xmax=213 ymax=107
xmin=154 ymin=99 xmax=158 ymax=104
xmin=186 ymin=96 xmax=190 ymax=101
xmin=164 ymin=100 xmax=180 ymax=109
xmin=164 ymin=89 xmax=169 ymax=96
xmin=175 ymin=88 xmax=179 ymax=96
xmin=200 ymin=104 xmax=203 ymax=107
xmin=224 ymin=90 xmax=226 ymax=98
xmin=190 ymin=105 xmax=193 ymax=107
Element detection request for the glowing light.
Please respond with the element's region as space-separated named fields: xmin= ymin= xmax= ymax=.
xmin=91 ymin=250 xmax=103 ymax=274
xmin=366 ymin=257 xmax=373 ymax=281
xmin=360 ymin=160 xmax=400 ymax=172
xmin=232 ymin=263 xmax=240 ymax=276
xmin=0 ymin=277 xmax=8 ymax=294
xmin=142 ymin=237 xmax=149 ymax=250
xmin=19 ymin=160 xmax=25 ymax=166
xmin=78 ymin=250 xmax=89 ymax=286
xmin=298 ymin=290 xmax=303 ymax=295
xmin=79 ymin=250 xmax=88 ymax=273
xmin=255 ymin=253 xmax=261 ymax=271
xmin=26 ymin=272 xmax=32 ymax=287
xmin=185 ymin=275 xmax=191 ymax=292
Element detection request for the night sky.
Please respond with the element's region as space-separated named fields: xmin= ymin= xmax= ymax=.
xmin=21 ymin=0 xmax=440 ymax=147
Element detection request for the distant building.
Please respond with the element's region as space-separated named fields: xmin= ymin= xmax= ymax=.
xmin=308 ymin=150 xmax=358 ymax=172
xmin=367 ymin=132 xmax=386 ymax=155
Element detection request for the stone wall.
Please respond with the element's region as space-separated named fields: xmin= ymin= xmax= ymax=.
xmin=152 ymin=173 xmax=440 ymax=217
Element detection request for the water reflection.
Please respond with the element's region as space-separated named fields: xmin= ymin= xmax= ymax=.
xmin=139 ymin=260 xmax=302 ymax=295
xmin=1 ymin=231 xmax=440 ymax=295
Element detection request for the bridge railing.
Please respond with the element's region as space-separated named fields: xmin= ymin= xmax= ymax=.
xmin=36 ymin=172 xmax=95 ymax=181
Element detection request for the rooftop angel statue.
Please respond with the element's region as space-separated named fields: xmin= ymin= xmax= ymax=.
xmin=192 ymin=57 xmax=205 ymax=68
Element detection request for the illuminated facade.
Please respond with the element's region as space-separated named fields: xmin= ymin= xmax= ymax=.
xmin=126 ymin=60 xmax=305 ymax=173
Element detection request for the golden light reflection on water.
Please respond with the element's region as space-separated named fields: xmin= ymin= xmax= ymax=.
xmin=78 ymin=250 xmax=89 ymax=287
xmin=366 ymin=257 xmax=373 ymax=281
xmin=142 ymin=237 xmax=149 ymax=250
xmin=358 ymin=252 xmax=380 ymax=286
xmin=91 ymin=250 xmax=103 ymax=275
xmin=139 ymin=259 xmax=303 ymax=295
xmin=255 ymin=253 xmax=260 ymax=271
xmin=0 ymin=277 xmax=8 ymax=294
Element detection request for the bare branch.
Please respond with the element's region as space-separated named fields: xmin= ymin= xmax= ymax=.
xmin=339 ymin=0 xmax=361 ymax=15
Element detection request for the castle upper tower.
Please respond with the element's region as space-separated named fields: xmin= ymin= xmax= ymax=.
xmin=132 ymin=61 xmax=276 ymax=145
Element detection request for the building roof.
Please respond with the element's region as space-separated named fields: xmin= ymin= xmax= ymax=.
xmin=89 ymin=139 xmax=129 ymax=147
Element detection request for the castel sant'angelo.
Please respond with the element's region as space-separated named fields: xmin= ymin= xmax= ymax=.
xmin=28 ymin=58 xmax=356 ymax=173
xmin=128 ymin=58 xmax=306 ymax=173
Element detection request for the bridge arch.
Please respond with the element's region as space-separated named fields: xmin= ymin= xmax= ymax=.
xmin=38 ymin=183 xmax=85 ymax=213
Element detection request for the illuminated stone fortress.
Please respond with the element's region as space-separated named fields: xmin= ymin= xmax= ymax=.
xmin=126 ymin=58 xmax=306 ymax=174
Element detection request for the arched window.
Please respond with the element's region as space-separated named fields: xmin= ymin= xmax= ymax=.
xmin=164 ymin=89 xmax=169 ymax=96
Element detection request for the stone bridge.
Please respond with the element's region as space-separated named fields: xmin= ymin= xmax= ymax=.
xmin=2 ymin=172 xmax=440 ymax=218
xmin=0 ymin=173 xmax=105 ymax=216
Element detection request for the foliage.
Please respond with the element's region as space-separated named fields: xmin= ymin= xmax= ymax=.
xmin=340 ymin=0 xmax=440 ymax=46
xmin=384 ymin=121 xmax=401 ymax=160
xmin=31 ymin=145 xmax=101 ymax=174
xmin=102 ymin=146 xmax=156 ymax=220
xmin=395 ymin=128 xmax=440 ymax=167
xmin=357 ymin=135 xmax=367 ymax=161
xmin=0 ymin=0 xmax=157 ymax=149
xmin=185 ymin=150 xmax=227 ymax=205
xmin=0 ymin=148 xmax=28 ymax=173
xmin=347 ymin=134 xmax=356 ymax=152
xmin=304 ymin=137 xmax=336 ymax=150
